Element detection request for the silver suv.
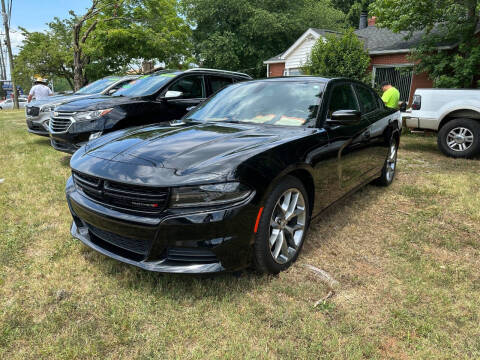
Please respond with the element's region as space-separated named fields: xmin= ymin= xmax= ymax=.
xmin=25 ymin=75 xmax=138 ymax=136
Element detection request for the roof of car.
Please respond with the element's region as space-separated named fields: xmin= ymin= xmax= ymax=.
xmin=149 ymin=68 xmax=252 ymax=79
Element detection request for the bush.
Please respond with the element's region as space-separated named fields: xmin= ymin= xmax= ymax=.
xmin=303 ymin=28 xmax=370 ymax=83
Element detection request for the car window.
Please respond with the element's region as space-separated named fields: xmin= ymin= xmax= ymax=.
xmin=113 ymin=72 xmax=178 ymax=97
xmin=169 ymin=75 xmax=205 ymax=99
xmin=327 ymin=84 xmax=358 ymax=117
xmin=6 ymin=99 xmax=11 ymax=103
xmin=354 ymin=85 xmax=377 ymax=114
xmin=187 ymin=80 xmax=324 ymax=127
xmin=209 ymin=76 xmax=233 ymax=94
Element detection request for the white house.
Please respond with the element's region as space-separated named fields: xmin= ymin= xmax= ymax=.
xmin=263 ymin=28 xmax=337 ymax=77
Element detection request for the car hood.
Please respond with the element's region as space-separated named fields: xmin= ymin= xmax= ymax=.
xmin=71 ymin=122 xmax=312 ymax=186
xmin=28 ymin=93 xmax=104 ymax=108
xmin=56 ymin=95 xmax=144 ymax=112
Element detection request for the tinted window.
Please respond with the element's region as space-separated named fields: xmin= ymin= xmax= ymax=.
xmin=187 ymin=81 xmax=324 ymax=127
xmin=328 ymin=84 xmax=358 ymax=117
xmin=169 ymin=75 xmax=204 ymax=98
xmin=355 ymin=85 xmax=377 ymax=114
xmin=113 ymin=72 xmax=177 ymax=97
xmin=209 ymin=76 xmax=233 ymax=94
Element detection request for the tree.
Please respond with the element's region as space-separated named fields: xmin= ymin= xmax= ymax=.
xmin=303 ymin=28 xmax=371 ymax=82
xmin=180 ymin=0 xmax=345 ymax=77
xmin=14 ymin=19 xmax=75 ymax=91
xmin=15 ymin=0 xmax=191 ymax=91
xmin=370 ymin=0 xmax=480 ymax=88
xmin=70 ymin=0 xmax=191 ymax=89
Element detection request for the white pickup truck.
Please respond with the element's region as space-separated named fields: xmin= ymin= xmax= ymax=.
xmin=405 ymin=89 xmax=480 ymax=158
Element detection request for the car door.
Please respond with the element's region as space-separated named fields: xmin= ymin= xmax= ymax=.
xmin=353 ymin=83 xmax=391 ymax=175
xmin=161 ymin=74 xmax=206 ymax=121
xmin=323 ymin=81 xmax=375 ymax=194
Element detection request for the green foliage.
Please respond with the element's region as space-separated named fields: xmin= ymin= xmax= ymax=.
xmin=14 ymin=0 xmax=191 ymax=90
xmin=180 ymin=0 xmax=345 ymax=77
xmin=14 ymin=19 xmax=74 ymax=91
xmin=303 ymin=28 xmax=371 ymax=82
xmin=370 ymin=0 xmax=480 ymax=88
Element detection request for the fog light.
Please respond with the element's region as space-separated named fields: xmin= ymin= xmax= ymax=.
xmin=89 ymin=131 xmax=103 ymax=140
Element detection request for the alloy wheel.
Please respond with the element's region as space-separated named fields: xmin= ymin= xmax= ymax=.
xmin=446 ymin=127 xmax=474 ymax=152
xmin=386 ymin=141 xmax=397 ymax=182
xmin=269 ymin=189 xmax=306 ymax=264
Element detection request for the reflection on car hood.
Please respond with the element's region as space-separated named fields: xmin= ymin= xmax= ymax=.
xmin=28 ymin=93 xmax=104 ymax=108
xmin=56 ymin=95 xmax=144 ymax=112
xmin=71 ymin=122 xmax=311 ymax=185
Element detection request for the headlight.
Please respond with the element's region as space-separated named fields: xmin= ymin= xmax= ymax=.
xmin=74 ymin=108 xmax=113 ymax=122
xmin=170 ymin=182 xmax=252 ymax=208
xmin=40 ymin=104 xmax=56 ymax=112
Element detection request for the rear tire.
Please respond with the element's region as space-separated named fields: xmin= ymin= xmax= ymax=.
xmin=437 ymin=118 xmax=480 ymax=158
xmin=374 ymin=136 xmax=398 ymax=187
xmin=253 ymin=176 xmax=310 ymax=274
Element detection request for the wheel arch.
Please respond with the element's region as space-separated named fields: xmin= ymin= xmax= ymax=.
xmin=438 ymin=109 xmax=480 ymax=130
xmin=260 ymin=165 xmax=315 ymax=217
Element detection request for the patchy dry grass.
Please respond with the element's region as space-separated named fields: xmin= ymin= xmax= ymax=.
xmin=1 ymin=110 xmax=479 ymax=359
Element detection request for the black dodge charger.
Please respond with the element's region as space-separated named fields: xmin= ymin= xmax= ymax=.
xmin=66 ymin=77 xmax=401 ymax=274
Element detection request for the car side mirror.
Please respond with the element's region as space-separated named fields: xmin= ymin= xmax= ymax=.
xmin=164 ymin=90 xmax=183 ymax=99
xmin=107 ymin=88 xmax=117 ymax=95
xmin=329 ymin=110 xmax=361 ymax=124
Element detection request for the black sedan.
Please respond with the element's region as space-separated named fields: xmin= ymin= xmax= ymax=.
xmin=66 ymin=77 xmax=401 ymax=274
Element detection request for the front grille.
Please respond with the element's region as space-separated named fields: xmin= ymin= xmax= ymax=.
xmin=166 ymin=248 xmax=218 ymax=263
xmin=87 ymin=223 xmax=148 ymax=256
xmin=73 ymin=171 xmax=169 ymax=214
xmin=26 ymin=106 xmax=39 ymax=116
xmin=50 ymin=117 xmax=72 ymax=132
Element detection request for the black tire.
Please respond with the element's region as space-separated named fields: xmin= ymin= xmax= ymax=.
xmin=437 ymin=118 xmax=480 ymax=158
xmin=374 ymin=136 xmax=398 ymax=187
xmin=253 ymin=176 xmax=310 ymax=274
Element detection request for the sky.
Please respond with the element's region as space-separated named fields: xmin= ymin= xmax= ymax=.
xmin=9 ymin=0 xmax=92 ymax=53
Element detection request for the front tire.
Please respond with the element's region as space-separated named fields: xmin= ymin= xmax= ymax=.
xmin=253 ymin=176 xmax=310 ymax=274
xmin=437 ymin=118 xmax=480 ymax=158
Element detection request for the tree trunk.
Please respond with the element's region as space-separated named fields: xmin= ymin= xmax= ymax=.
xmin=1 ymin=0 xmax=18 ymax=108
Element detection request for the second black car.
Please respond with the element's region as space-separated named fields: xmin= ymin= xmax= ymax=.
xmin=49 ymin=69 xmax=251 ymax=153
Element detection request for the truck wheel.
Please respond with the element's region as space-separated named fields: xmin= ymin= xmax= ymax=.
xmin=438 ymin=118 xmax=480 ymax=158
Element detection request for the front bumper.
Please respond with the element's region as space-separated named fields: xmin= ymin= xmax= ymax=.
xmin=50 ymin=131 xmax=89 ymax=154
xmin=66 ymin=177 xmax=258 ymax=273
xmin=26 ymin=113 xmax=50 ymax=136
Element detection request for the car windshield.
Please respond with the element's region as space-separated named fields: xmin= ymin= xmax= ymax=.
xmin=75 ymin=77 xmax=124 ymax=95
xmin=187 ymin=81 xmax=324 ymax=127
xmin=112 ymin=72 xmax=178 ymax=97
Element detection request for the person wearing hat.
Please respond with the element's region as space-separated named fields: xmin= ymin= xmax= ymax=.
xmin=380 ymin=81 xmax=400 ymax=109
xmin=27 ymin=77 xmax=53 ymax=102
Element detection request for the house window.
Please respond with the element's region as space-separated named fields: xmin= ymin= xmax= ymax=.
xmin=284 ymin=68 xmax=303 ymax=76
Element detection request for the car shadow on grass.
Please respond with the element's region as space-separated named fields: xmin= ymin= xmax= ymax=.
xmin=31 ymin=137 xmax=51 ymax=147
xmin=302 ymin=184 xmax=383 ymax=257
xmin=60 ymin=155 xmax=71 ymax=167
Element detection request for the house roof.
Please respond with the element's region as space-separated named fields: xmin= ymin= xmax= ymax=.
xmin=354 ymin=26 xmax=425 ymax=54
xmin=265 ymin=22 xmax=480 ymax=63
xmin=355 ymin=22 xmax=480 ymax=55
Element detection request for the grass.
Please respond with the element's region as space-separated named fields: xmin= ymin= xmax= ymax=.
xmin=1 ymin=110 xmax=480 ymax=359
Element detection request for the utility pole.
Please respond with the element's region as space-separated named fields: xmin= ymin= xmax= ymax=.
xmin=1 ymin=0 xmax=17 ymax=109
xmin=0 ymin=40 xmax=6 ymax=80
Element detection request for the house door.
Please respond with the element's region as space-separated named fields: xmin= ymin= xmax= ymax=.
xmin=373 ymin=66 xmax=413 ymax=102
